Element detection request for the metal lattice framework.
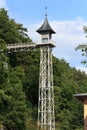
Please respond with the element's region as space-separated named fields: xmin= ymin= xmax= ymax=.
xmin=38 ymin=43 xmax=55 ymax=130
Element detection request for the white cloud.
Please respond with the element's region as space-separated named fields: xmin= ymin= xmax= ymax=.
xmin=50 ymin=19 xmax=87 ymax=68
xmin=28 ymin=18 xmax=87 ymax=72
xmin=0 ymin=0 xmax=8 ymax=9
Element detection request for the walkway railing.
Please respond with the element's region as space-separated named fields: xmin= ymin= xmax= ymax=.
xmin=6 ymin=40 xmax=55 ymax=53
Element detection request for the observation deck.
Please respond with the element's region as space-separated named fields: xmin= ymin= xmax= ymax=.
xmin=37 ymin=40 xmax=56 ymax=48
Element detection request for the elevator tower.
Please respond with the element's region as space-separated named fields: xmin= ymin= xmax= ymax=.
xmin=37 ymin=15 xmax=56 ymax=130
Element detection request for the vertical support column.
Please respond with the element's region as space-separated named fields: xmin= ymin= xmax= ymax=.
xmin=84 ymin=98 xmax=87 ymax=130
xmin=38 ymin=46 xmax=55 ymax=130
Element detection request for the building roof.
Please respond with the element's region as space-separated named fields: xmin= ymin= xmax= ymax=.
xmin=74 ymin=93 xmax=87 ymax=102
xmin=36 ymin=15 xmax=55 ymax=34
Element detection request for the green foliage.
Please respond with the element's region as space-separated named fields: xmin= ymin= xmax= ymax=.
xmin=76 ymin=26 xmax=87 ymax=64
xmin=0 ymin=66 xmax=28 ymax=130
xmin=0 ymin=8 xmax=32 ymax=44
xmin=53 ymin=57 xmax=85 ymax=130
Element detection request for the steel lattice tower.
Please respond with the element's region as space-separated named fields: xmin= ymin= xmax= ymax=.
xmin=37 ymin=15 xmax=56 ymax=130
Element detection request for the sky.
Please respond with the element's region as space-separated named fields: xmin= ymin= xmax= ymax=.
xmin=1 ymin=0 xmax=87 ymax=72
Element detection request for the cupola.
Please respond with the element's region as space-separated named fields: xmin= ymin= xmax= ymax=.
xmin=36 ymin=15 xmax=55 ymax=43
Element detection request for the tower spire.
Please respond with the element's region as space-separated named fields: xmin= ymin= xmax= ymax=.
xmin=45 ymin=6 xmax=47 ymax=17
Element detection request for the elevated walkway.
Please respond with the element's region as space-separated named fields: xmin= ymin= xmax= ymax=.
xmin=6 ymin=40 xmax=55 ymax=53
xmin=7 ymin=43 xmax=36 ymax=53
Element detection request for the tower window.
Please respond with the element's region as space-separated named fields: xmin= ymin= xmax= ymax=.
xmin=42 ymin=38 xmax=48 ymax=43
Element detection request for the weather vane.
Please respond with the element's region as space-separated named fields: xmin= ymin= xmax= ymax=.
xmin=45 ymin=6 xmax=47 ymax=16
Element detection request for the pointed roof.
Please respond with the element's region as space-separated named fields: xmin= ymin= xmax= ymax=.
xmin=36 ymin=15 xmax=55 ymax=34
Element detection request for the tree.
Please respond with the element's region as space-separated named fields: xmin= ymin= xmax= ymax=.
xmin=0 ymin=8 xmax=32 ymax=44
xmin=53 ymin=57 xmax=85 ymax=130
xmin=76 ymin=26 xmax=87 ymax=65
xmin=0 ymin=8 xmax=32 ymax=130
xmin=1 ymin=67 xmax=28 ymax=130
